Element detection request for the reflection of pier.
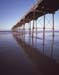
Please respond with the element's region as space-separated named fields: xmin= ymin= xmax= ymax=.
xmin=13 ymin=33 xmax=59 ymax=75
xmin=12 ymin=0 xmax=59 ymax=68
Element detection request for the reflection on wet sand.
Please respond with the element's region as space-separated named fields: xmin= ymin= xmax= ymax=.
xmin=0 ymin=32 xmax=41 ymax=75
xmin=13 ymin=33 xmax=59 ymax=75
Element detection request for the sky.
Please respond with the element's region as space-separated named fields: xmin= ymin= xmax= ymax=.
xmin=0 ymin=0 xmax=36 ymax=31
xmin=0 ymin=0 xmax=59 ymax=31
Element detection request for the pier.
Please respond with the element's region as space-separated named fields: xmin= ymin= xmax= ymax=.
xmin=12 ymin=0 xmax=59 ymax=62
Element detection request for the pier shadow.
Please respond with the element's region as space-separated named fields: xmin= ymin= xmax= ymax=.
xmin=13 ymin=33 xmax=59 ymax=75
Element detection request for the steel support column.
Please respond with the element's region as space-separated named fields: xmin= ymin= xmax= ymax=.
xmin=32 ymin=12 xmax=35 ymax=46
xmin=36 ymin=19 xmax=37 ymax=38
xmin=43 ymin=14 xmax=45 ymax=53
xmin=29 ymin=22 xmax=31 ymax=37
xmin=35 ymin=19 xmax=37 ymax=47
xmin=28 ymin=21 xmax=31 ymax=43
xmin=22 ymin=25 xmax=23 ymax=39
xmin=24 ymin=24 xmax=25 ymax=40
xmin=51 ymin=13 xmax=55 ymax=58
xmin=32 ymin=19 xmax=35 ymax=38
xmin=52 ymin=13 xmax=54 ymax=39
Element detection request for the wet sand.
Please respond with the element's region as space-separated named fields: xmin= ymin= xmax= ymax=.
xmin=0 ymin=32 xmax=59 ymax=75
